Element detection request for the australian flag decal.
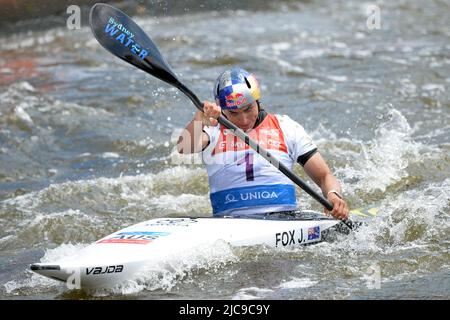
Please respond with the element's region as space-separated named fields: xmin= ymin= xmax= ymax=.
xmin=308 ymin=226 xmax=320 ymax=240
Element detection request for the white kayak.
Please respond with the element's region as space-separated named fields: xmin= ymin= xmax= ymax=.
xmin=30 ymin=211 xmax=349 ymax=289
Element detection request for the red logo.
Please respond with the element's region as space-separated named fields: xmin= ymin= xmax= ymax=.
xmin=225 ymin=92 xmax=247 ymax=107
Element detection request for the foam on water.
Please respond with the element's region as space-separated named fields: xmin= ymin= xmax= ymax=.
xmin=3 ymin=206 xmax=233 ymax=296
xmin=3 ymin=272 xmax=61 ymax=296
xmin=311 ymin=109 xmax=421 ymax=198
xmin=3 ymin=166 xmax=207 ymax=210
xmin=295 ymin=178 xmax=450 ymax=289
xmin=93 ymin=240 xmax=238 ymax=296
xmin=0 ymin=166 xmax=210 ymax=250
xmin=277 ymin=277 xmax=318 ymax=289
xmin=232 ymin=287 xmax=274 ymax=300
xmin=140 ymin=194 xmax=209 ymax=215
xmin=346 ymin=109 xmax=419 ymax=194
xmin=2 ymin=243 xmax=87 ymax=296
xmin=0 ymin=209 xmax=102 ymax=252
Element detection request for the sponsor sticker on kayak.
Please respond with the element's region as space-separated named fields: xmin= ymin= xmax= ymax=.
xmin=144 ymin=218 xmax=197 ymax=227
xmin=96 ymin=231 xmax=170 ymax=244
xmin=275 ymin=226 xmax=321 ymax=247
xmin=86 ymin=265 xmax=124 ymax=275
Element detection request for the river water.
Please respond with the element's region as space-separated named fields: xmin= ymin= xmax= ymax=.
xmin=0 ymin=0 xmax=449 ymax=299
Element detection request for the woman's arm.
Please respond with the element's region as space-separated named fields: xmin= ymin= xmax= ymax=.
xmin=177 ymin=101 xmax=221 ymax=154
xmin=303 ymin=152 xmax=349 ymax=220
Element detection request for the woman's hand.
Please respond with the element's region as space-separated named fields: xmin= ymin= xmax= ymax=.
xmin=198 ymin=100 xmax=221 ymax=126
xmin=325 ymin=192 xmax=349 ymax=221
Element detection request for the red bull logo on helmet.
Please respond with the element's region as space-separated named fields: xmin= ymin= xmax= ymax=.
xmin=225 ymin=92 xmax=248 ymax=107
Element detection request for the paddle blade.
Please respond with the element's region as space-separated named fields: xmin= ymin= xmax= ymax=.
xmin=89 ymin=3 xmax=179 ymax=85
xmin=350 ymin=206 xmax=379 ymax=218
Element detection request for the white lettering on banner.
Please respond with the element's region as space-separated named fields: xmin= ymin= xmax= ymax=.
xmin=218 ymin=133 xmax=246 ymax=151
xmin=225 ymin=194 xmax=238 ymax=204
xmin=223 ymin=191 xmax=279 ymax=204
xmin=170 ymin=114 xmax=289 ymax=166
xmin=214 ymin=125 xmax=284 ymax=154
xmin=267 ymin=139 xmax=281 ymax=148
xmin=240 ymin=191 xmax=278 ymax=201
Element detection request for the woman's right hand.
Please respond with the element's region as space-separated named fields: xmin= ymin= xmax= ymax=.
xmin=197 ymin=100 xmax=221 ymax=126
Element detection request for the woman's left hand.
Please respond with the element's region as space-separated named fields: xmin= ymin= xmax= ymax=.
xmin=325 ymin=193 xmax=349 ymax=221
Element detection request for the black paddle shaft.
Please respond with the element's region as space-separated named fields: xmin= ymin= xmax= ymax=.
xmin=89 ymin=3 xmax=334 ymax=211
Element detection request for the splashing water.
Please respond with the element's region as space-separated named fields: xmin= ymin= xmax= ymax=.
xmin=340 ymin=109 xmax=420 ymax=195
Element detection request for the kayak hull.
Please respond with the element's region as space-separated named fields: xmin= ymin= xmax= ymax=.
xmin=31 ymin=213 xmax=341 ymax=289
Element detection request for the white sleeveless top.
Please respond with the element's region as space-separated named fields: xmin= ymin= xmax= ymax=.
xmin=202 ymin=114 xmax=317 ymax=216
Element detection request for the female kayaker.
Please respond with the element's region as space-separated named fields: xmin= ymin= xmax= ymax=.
xmin=177 ymin=68 xmax=348 ymax=221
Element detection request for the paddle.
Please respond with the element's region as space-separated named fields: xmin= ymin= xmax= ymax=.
xmin=89 ymin=3 xmax=341 ymax=215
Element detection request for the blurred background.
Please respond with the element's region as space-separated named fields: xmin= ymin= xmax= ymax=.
xmin=0 ymin=0 xmax=284 ymax=31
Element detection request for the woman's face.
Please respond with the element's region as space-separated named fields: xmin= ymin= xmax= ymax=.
xmin=223 ymin=102 xmax=259 ymax=132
